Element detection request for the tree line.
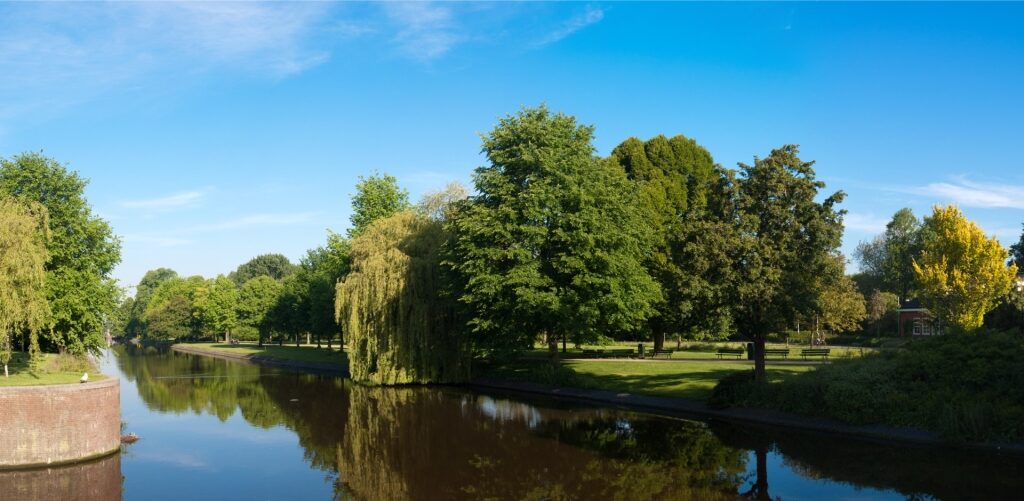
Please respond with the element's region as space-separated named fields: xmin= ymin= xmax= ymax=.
xmin=4 ymin=105 xmax=1020 ymax=385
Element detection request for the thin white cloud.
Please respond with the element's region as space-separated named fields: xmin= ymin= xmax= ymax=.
xmin=843 ymin=212 xmax=888 ymax=234
xmin=0 ymin=2 xmax=337 ymax=124
xmin=905 ymin=177 xmax=1024 ymax=209
xmin=534 ymin=5 xmax=605 ymax=47
xmin=194 ymin=212 xmax=322 ymax=232
xmin=122 ymin=191 xmax=205 ymax=209
xmin=383 ymin=2 xmax=462 ymax=60
xmin=121 ymin=235 xmax=194 ymax=247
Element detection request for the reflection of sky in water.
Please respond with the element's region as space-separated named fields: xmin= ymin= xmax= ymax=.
xmin=473 ymin=395 xmax=544 ymax=428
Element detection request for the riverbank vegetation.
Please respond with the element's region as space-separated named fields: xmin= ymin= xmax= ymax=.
xmin=0 ymin=351 xmax=103 ymax=386
xmin=710 ymin=330 xmax=1024 ymax=442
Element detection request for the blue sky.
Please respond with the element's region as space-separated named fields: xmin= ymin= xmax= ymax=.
xmin=2 ymin=2 xmax=1023 ymax=289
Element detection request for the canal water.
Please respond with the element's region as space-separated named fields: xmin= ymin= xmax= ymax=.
xmin=3 ymin=345 xmax=1023 ymax=500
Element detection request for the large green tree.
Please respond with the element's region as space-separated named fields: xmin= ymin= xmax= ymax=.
xmin=728 ymin=145 xmax=845 ymax=382
xmin=237 ymin=276 xmax=284 ymax=346
xmin=336 ymin=210 xmax=467 ymax=384
xmin=228 ymin=254 xmax=296 ymax=286
xmin=195 ymin=275 xmax=239 ymax=342
xmin=347 ymin=173 xmax=410 ymax=238
xmin=610 ymin=134 xmax=731 ymax=349
xmin=0 ymin=152 xmax=121 ymax=354
xmin=0 ymin=199 xmax=50 ymax=376
xmin=125 ymin=267 xmax=178 ymax=337
xmin=913 ymin=205 xmax=1018 ymax=331
xmin=853 ymin=208 xmax=922 ymax=301
xmin=445 ymin=106 xmax=661 ymax=357
xmin=144 ymin=276 xmax=206 ymax=339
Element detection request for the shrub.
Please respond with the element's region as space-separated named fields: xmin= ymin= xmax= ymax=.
xmin=712 ymin=330 xmax=1024 ymax=441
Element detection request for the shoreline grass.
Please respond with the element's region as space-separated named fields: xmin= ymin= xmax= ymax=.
xmin=480 ymin=358 xmax=815 ymax=401
xmin=0 ymin=352 xmax=106 ymax=387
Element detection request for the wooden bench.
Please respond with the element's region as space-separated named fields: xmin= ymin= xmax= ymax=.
xmin=765 ymin=348 xmax=790 ymax=359
xmin=651 ymin=349 xmax=674 ymax=359
xmin=605 ymin=349 xmax=635 ymax=359
xmin=716 ymin=348 xmax=745 ymax=359
xmin=801 ymin=348 xmax=831 ymax=360
xmin=581 ymin=349 xmax=604 ymax=358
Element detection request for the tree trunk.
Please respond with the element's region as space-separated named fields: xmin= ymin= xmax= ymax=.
xmin=561 ymin=334 xmax=567 ymax=354
xmin=676 ymin=335 xmax=682 ymax=349
xmin=3 ymin=364 xmax=7 ymax=378
xmin=316 ymin=333 xmax=321 ymax=349
xmin=547 ymin=333 xmax=559 ymax=359
xmin=224 ymin=331 xmax=229 ymax=343
xmin=753 ymin=444 xmax=770 ymax=500
xmin=295 ymin=333 xmax=300 ymax=348
xmin=258 ymin=330 xmax=264 ymax=348
xmin=306 ymin=333 xmax=311 ymax=345
xmin=753 ymin=335 xmax=767 ymax=383
xmin=653 ymin=331 xmax=665 ymax=352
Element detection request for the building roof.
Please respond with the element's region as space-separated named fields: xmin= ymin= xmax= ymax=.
xmin=898 ymin=298 xmax=928 ymax=312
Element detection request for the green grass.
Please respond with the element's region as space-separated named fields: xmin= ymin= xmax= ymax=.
xmin=481 ymin=358 xmax=815 ymax=401
xmin=177 ymin=342 xmax=347 ymax=366
xmin=0 ymin=352 xmax=105 ymax=387
xmin=521 ymin=341 xmax=875 ymax=360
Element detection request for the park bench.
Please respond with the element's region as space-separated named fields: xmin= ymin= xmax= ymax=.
xmin=801 ymin=348 xmax=831 ymax=360
xmin=765 ymin=348 xmax=790 ymax=359
xmin=581 ymin=349 xmax=605 ymax=358
xmin=651 ymin=349 xmax=674 ymax=359
xmin=604 ymin=349 xmax=635 ymax=359
xmin=716 ymin=348 xmax=745 ymax=359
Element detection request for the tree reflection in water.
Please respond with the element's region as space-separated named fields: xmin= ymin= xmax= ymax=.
xmin=115 ymin=346 xmax=1024 ymax=500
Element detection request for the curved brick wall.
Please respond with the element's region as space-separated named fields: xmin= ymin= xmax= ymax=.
xmin=0 ymin=453 xmax=122 ymax=501
xmin=0 ymin=378 xmax=120 ymax=468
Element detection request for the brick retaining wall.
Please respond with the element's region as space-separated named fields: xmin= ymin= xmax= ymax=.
xmin=0 ymin=378 xmax=120 ymax=468
xmin=0 ymin=452 xmax=122 ymax=501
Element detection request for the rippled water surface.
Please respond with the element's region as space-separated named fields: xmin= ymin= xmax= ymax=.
xmin=3 ymin=346 xmax=1023 ymax=500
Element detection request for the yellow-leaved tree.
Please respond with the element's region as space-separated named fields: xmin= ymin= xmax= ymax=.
xmin=0 ymin=198 xmax=50 ymax=376
xmin=912 ymin=205 xmax=1018 ymax=331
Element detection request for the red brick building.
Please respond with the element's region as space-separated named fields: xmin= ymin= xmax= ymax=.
xmin=897 ymin=298 xmax=941 ymax=336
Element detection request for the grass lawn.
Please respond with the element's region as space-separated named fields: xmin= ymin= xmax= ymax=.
xmin=482 ymin=358 xmax=816 ymax=401
xmin=521 ymin=341 xmax=874 ymax=361
xmin=177 ymin=342 xmax=347 ymax=366
xmin=0 ymin=352 xmax=105 ymax=387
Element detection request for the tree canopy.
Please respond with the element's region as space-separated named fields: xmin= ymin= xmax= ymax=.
xmin=728 ymin=145 xmax=846 ymax=381
xmin=1011 ymin=223 xmax=1024 ymax=270
xmin=337 ymin=210 xmax=467 ymax=384
xmin=237 ymin=276 xmax=283 ymax=345
xmin=348 ymin=173 xmax=410 ymax=238
xmin=610 ymin=134 xmax=730 ymax=348
xmin=0 ymin=198 xmax=50 ymax=375
xmin=913 ymin=205 xmax=1018 ymax=331
xmin=0 ymin=152 xmax=121 ymax=354
xmin=445 ymin=106 xmax=661 ymax=356
xmin=229 ymin=254 xmax=296 ymax=286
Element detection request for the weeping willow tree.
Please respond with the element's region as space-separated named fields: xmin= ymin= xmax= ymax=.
xmin=336 ymin=210 xmax=468 ymax=384
xmin=0 ymin=198 xmax=50 ymax=377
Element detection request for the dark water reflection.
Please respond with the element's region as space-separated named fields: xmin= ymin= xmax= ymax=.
xmin=52 ymin=346 xmax=1022 ymax=500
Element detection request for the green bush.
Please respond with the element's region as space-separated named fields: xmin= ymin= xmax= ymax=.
xmin=712 ymin=330 xmax=1024 ymax=442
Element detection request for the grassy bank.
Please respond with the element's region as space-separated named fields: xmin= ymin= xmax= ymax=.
xmin=710 ymin=330 xmax=1024 ymax=442
xmin=0 ymin=352 xmax=104 ymax=386
xmin=481 ymin=358 xmax=815 ymax=401
xmin=520 ymin=341 xmax=875 ymax=360
xmin=175 ymin=342 xmax=347 ymax=367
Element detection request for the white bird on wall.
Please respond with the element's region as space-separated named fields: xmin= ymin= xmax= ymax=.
xmin=80 ymin=373 xmax=88 ymax=383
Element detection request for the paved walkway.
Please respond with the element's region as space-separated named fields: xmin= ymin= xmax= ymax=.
xmin=171 ymin=345 xmax=350 ymax=377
